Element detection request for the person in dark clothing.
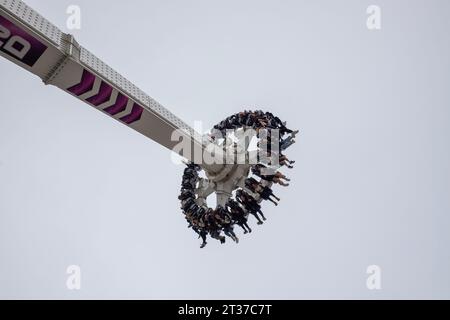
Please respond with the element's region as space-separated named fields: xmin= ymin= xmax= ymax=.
xmin=226 ymin=199 xmax=252 ymax=234
xmin=181 ymin=198 xmax=196 ymax=212
xmin=244 ymin=177 xmax=260 ymax=193
xmin=195 ymin=206 xmax=207 ymax=218
xmin=251 ymin=164 xmax=290 ymax=186
xmin=186 ymin=216 xmax=207 ymax=248
xmin=236 ymin=189 xmax=266 ymax=224
xmin=186 ymin=203 xmax=199 ymax=215
xmin=205 ymin=209 xmax=226 ymax=244
xmin=183 ymin=166 xmax=198 ymax=177
xmin=215 ymin=206 xmax=239 ymax=243
xmin=245 ymin=113 xmax=255 ymax=127
xmin=259 ymin=186 xmax=280 ymax=206
xmin=181 ymin=179 xmax=196 ymax=190
xmin=279 ymin=154 xmax=295 ymax=168
xmin=178 ymin=189 xmax=195 ymax=201
xmin=198 ymin=228 xmax=208 ymax=248
xmin=245 ymin=178 xmax=280 ymax=206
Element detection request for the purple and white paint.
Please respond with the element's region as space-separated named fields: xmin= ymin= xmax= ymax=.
xmin=0 ymin=15 xmax=47 ymax=67
xmin=68 ymin=69 xmax=143 ymax=125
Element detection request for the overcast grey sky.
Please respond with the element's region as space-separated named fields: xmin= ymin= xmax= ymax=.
xmin=0 ymin=0 xmax=449 ymax=299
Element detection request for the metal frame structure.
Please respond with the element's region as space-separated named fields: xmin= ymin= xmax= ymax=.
xmin=0 ymin=0 xmax=202 ymax=160
xmin=0 ymin=1 xmax=297 ymax=223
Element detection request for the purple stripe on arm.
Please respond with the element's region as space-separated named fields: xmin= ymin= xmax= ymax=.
xmin=67 ymin=70 xmax=96 ymax=96
xmin=103 ymin=93 xmax=128 ymax=116
xmin=86 ymin=81 xmax=113 ymax=106
xmin=120 ymin=103 xmax=144 ymax=124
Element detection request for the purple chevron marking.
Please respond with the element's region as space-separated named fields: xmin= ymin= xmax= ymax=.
xmin=103 ymin=93 xmax=128 ymax=116
xmin=67 ymin=69 xmax=95 ymax=96
xmin=86 ymin=81 xmax=113 ymax=106
xmin=120 ymin=103 xmax=143 ymax=124
xmin=64 ymin=69 xmax=142 ymax=125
